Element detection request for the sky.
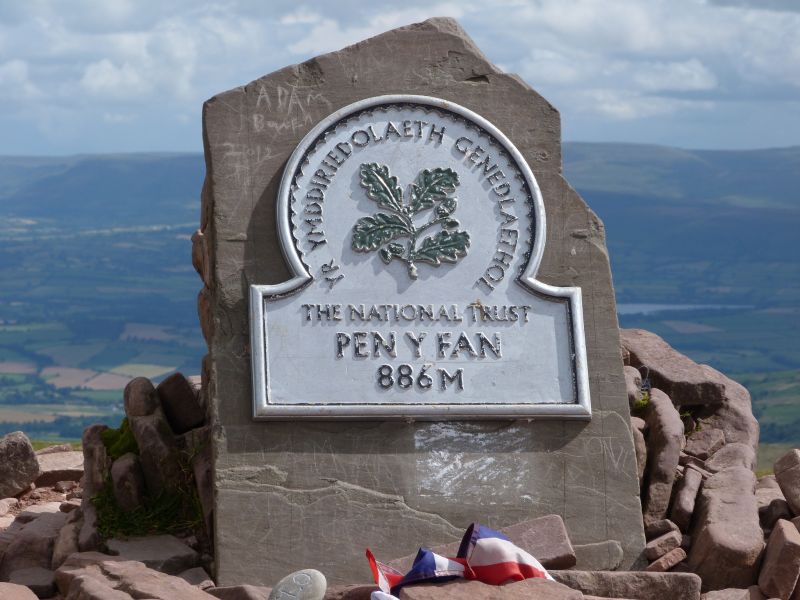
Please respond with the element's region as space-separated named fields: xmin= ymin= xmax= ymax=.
xmin=0 ymin=0 xmax=798 ymax=155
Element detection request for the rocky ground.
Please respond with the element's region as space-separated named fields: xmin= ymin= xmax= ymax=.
xmin=0 ymin=330 xmax=798 ymax=600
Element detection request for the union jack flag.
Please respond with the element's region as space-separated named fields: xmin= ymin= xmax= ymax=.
xmin=366 ymin=523 xmax=552 ymax=598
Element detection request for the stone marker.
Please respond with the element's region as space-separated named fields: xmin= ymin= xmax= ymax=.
xmin=202 ymin=17 xmax=644 ymax=584
xmin=268 ymin=569 xmax=326 ymax=600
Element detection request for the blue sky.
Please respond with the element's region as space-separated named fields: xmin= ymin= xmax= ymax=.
xmin=0 ymin=0 xmax=798 ymax=155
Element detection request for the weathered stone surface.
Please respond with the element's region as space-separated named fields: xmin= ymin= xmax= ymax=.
xmin=35 ymin=450 xmax=84 ymax=487
xmin=0 ymin=431 xmax=41 ymax=497
xmin=110 ymin=452 xmax=146 ymax=512
xmin=684 ymin=429 xmax=726 ymax=461
xmin=0 ymin=497 xmax=20 ymax=516
xmin=51 ymin=516 xmax=81 ymax=569
xmin=775 ymin=449 xmax=800 ymax=516
xmin=179 ymin=567 xmax=215 ymax=590
xmin=550 ymin=570 xmax=702 ymax=600
xmin=128 ymin=408 xmax=183 ymax=496
xmin=17 ymin=502 xmax=62 ymax=523
xmin=207 ymin=17 xmax=645 ymax=585
xmin=672 ymin=466 xmax=704 ymax=532
xmin=106 ymin=534 xmax=199 ymax=574
xmin=698 ymin=365 xmax=759 ymax=453
xmin=0 ymin=511 xmax=67 ymax=579
xmin=81 ymin=424 xmax=110 ymax=499
xmin=645 ymin=547 xmax=686 ymax=572
xmin=701 ymin=588 xmax=767 ymax=600
xmin=60 ymin=499 xmax=81 ymax=513
xmin=647 ymin=519 xmax=680 ymax=541
xmin=157 ymin=372 xmax=206 ymax=434
xmin=624 ymin=365 xmax=643 ymax=409
xmin=0 ymin=582 xmax=39 ymax=600
xmin=36 ymin=443 xmax=74 ymax=455
xmin=57 ymin=557 xmax=218 ymax=600
xmin=209 ymin=584 xmax=272 ymax=600
xmin=124 ymin=377 xmax=158 ymax=417
xmin=323 ymin=584 xmax=377 ymax=600
xmin=706 ymin=443 xmax=756 ymax=474
xmin=645 ymin=530 xmax=682 ymax=560
xmin=758 ymin=519 xmax=800 ymax=599
xmin=620 ymin=329 xmax=724 ymax=406
xmin=632 ymin=423 xmax=647 ymax=485
xmin=9 ymin=566 xmax=56 ymax=598
xmin=688 ymin=466 xmax=764 ymax=591
xmin=573 ymin=540 xmax=624 ymax=571
xmin=268 ymin=569 xmax=326 ymax=600
xmin=399 ymin=578 xmax=582 ymax=599
xmin=642 ymin=388 xmax=685 ymax=525
xmin=388 ymin=515 xmax=576 ymax=572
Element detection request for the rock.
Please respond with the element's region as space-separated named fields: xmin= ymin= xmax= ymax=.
xmin=755 ymin=475 xmax=791 ymax=531
xmin=0 ymin=432 xmax=41 ymax=498
xmin=642 ymin=388 xmax=685 ymax=525
xmin=672 ymin=466 xmax=704 ymax=532
xmin=81 ymin=424 xmax=110 ymax=499
xmin=645 ymin=530 xmax=682 ymax=561
xmin=124 ymin=377 xmax=159 ymax=417
xmin=684 ymin=429 xmax=726 ymax=461
xmin=106 ymin=534 xmax=200 ymax=574
xmin=399 ymin=578 xmax=582 ymax=599
xmin=179 ymin=567 xmax=215 ymax=590
xmin=268 ymin=569 xmax=326 ymax=600
xmin=0 ymin=511 xmax=68 ymax=579
xmin=51 ymin=517 xmax=81 ymax=569
xmin=0 ymin=514 xmax=15 ymax=529
xmin=620 ymin=329 xmax=724 ymax=406
xmin=60 ymin=499 xmax=81 ymax=513
xmin=17 ymin=502 xmax=63 ymax=523
xmin=688 ymin=466 xmax=764 ymax=591
xmin=706 ymin=443 xmax=756 ymax=473
xmin=388 ymin=515 xmax=576 ymax=573
xmin=36 ymin=443 xmax=74 ymax=455
xmin=573 ymin=540 xmax=624 ymax=571
xmin=0 ymin=497 xmax=19 ymax=516
xmin=324 ymin=584 xmax=378 ymax=599
xmin=646 ymin=519 xmax=680 ymax=540
xmin=632 ymin=424 xmax=647 ymax=485
xmin=624 ymin=365 xmax=643 ymax=409
xmin=775 ymin=449 xmax=800 ymax=516
xmin=680 ymin=453 xmax=713 ymax=478
xmin=57 ymin=556 xmax=218 ymax=599
xmin=758 ymin=519 xmax=800 ymax=599
xmin=645 ymin=547 xmax=686 ymax=572
xmin=698 ymin=365 xmax=759 ymax=453
xmin=190 ymin=430 xmax=214 ymax=537
xmin=701 ymin=588 xmax=767 ymax=600
xmin=209 ymin=584 xmax=272 ymax=600
xmin=110 ymin=452 xmax=146 ymax=512
xmin=631 ymin=416 xmax=647 ymax=432
xmin=8 ymin=566 xmax=56 ymax=598
xmin=55 ymin=480 xmax=79 ymax=493
xmin=0 ymin=582 xmax=39 ymax=600
xmin=550 ymin=570 xmax=702 ymax=600
xmin=35 ymin=450 xmax=84 ymax=487
xmin=128 ymin=408 xmax=183 ymax=496
xmin=681 ymin=535 xmax=692 ymax=551
xmin=158 ymin=373 xmax=206 ymax=434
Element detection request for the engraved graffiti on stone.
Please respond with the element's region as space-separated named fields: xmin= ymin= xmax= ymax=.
xmin=249 ymin=95 xmax=590 ymax=419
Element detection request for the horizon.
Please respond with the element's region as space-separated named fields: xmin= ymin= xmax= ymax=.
xmin=1 ymin=1 xmax=799 ymax=155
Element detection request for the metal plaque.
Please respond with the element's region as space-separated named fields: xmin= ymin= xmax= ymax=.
xmin=250 ymin=95 xmax=590 ymax=419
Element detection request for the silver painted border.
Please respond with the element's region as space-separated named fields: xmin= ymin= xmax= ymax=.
xmin=250 ymin=94 xmax=591 ymax=420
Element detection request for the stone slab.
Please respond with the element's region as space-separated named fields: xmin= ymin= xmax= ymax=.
xmin=550 ymin=570 xmax=701 ymax=600
xmin=205 ymin=17 xmax=644 ymax=585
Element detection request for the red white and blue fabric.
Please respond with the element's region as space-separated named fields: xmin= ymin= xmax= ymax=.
xmin=366 ymin=523 xmax=552 ymax=600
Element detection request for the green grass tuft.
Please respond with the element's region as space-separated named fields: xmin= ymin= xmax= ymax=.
xmin=100 ymin=418 xmax=138 ymax=460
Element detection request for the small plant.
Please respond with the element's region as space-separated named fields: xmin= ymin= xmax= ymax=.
xmin=351 ymin=163 xmax=470 ymax=279
xmin=100 ymin=418 xmax=138 ymax=460
xmin=632 ymin=390 xmax=650 ymax=413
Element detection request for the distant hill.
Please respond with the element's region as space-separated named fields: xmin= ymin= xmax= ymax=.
xmin=0 ymin=143 xmax=797 ymax=443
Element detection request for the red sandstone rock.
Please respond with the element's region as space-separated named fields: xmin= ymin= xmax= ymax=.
xmin=645 ymin=548 xmax=686 ymax=572
xmin=775 ymin=449 xmax=800 ymax=516
xmin=399 ymin=578 xmax=582 ymax=599
xmin=620 ymin=329 xmax=724 ymax=406
xmin=672 ymin=466 xmax=704 ymax=532
xmin=688 ymin=467 xmax=764 ymax=591
xmin=758 ymin=519 xmax=800 ymax=599
xmin=642 ymin=388 xmax=685 ymax=526
xmin=684 ymin=429 xmax=726 ymax=461
xmin=645 ymin=530 xmax=682 ymax=561
xmin=705 ymin=443 xmax=756 ymax=474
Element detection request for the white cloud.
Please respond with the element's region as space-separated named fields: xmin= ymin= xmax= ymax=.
xmin=633 ymin=59 xmax=718 ymax=92
xmin=81 ymin=59 xmax=148 ymax=98
xmin=0 ymin=59 xmax=42 ymax=99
